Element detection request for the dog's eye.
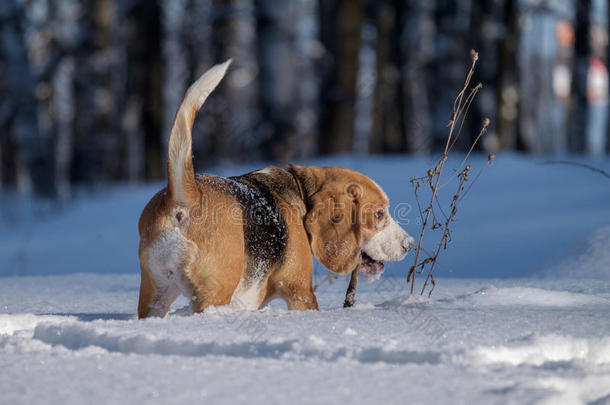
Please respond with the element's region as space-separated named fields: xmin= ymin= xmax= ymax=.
xmin=331 ymin=211 xmax=344 ymax=224
xmin=374 ymin=209 xmax=385 ymax=220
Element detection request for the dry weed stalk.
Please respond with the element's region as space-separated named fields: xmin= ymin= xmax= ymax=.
xmin=407 ymin=50 xmax=494 ymax=297
xmin=342 ymin=50 xmax=493 ymax=307
xmin=313 ymin=271 xmax=339 ymax=292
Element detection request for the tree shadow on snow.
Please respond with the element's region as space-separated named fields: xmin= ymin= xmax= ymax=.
xmin=43 ymin=313 xmax=135 ymax=322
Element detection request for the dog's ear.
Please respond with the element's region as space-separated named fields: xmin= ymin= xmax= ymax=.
xmin=304 ymin=189 xmax=361 ymax=274
xmin=290 ymin=165 xmax=362 ymax=273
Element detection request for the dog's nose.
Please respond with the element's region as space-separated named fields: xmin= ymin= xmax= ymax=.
xmin=402 ymin=235 xmax=414 ymax=253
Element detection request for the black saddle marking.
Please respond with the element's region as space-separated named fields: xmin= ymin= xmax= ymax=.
xmin=228 ymin=174 xmax=288 ymax=279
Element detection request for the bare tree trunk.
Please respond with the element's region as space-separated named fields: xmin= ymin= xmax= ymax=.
xmin=123 ymin=0 xmax=162 ymax=181
xmin=569 ymin=0 xmax=591 ymax=153
xmin=292 ymin=0 xmax=319 ymax=160
xmin=352 ymin=9 xmax=375 ymax=154
xmin=429 ymin=0 xmax=470 ymax=151
xmin=20 ymin=0 xmax=86 ymax=201
xmin=162 ymin=0 xmax=257 ymax=169
xmin=318 ymin=0 xmax=364 ymax=154
xmin=370 ymin=0 xmax=398 ymax=154
xmin=371 ymin=0 xmax=432 ymax=154
xmin=161 ymin=0 xmax=189 ymax=175
xmin=0 ymin=0 xmax=55 ymax=196
xmin=495 ymin=0 xmax=520 ymax=150
xmin=205 ymin=0 xmax=258 ymax=165
xmin=184 ymin=0 xmax=215 ymax=168
xmin=208 ymin=0 xmax=233 ymax=163
xmin=94 ymin=0 xmax=122 ymax=180
xmin=217 ymin=0 xmax=258 ymax=164
xmin=71 ymin=0 xmax=124 ymax=183
xmin=255 ymin=0 xmax=297 ymax=162
xmin=0 ymin=63 xmax=17 ymax=189
xmin=401 ymin=0 xmax=433 ymax=153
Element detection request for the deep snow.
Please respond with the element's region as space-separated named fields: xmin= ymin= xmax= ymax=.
xmin=1 ymin=154 xmax=609 ymax=405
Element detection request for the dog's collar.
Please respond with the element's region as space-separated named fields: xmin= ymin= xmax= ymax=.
xmin=287 ymin=167 xmax=307 ymax=207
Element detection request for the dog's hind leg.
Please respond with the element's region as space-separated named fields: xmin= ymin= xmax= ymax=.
xmin=148 ymin=285 xmax=181 ymax=318
xmin=138 ymin=263 xmax=182 ymax=318
xmin=138 ymin=264 xmax=156 ymax=318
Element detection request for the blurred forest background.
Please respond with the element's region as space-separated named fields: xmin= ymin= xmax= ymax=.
xmin=0 ymin=0 xmax=608 ymax=200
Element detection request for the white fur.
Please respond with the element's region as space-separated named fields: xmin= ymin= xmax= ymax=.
xmin=146 ymin=228 xmax=195 ymax=317
xmin=362 ymin=217 xmax=414 ymax=262
xmin=230 ymin=279 xmax=262 ymax=310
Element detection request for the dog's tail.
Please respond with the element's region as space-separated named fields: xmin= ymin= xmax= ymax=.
xmin=167 ymin=59 xmax=231 ymax=204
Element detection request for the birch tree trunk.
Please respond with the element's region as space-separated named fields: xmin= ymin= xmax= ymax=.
xmin=518 ymin=10 xmax=556 ymax=153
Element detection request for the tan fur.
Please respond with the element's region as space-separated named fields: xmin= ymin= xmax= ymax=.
xmin=138 ymin=62 xmax=407 ymax=318
xmin=138 ymin=177 xmax=245 ymax=318
xmin=290 ymin=165 xmax=389 ymax=273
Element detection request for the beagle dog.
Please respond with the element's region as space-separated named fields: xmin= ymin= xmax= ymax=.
xmin=137 ymin=60 xmax=413 ymax=318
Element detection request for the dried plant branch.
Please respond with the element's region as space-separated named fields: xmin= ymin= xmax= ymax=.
xmin=313 ymin=272 xmax=338 ymax=292
xmin=448 ymin=84 xmax=483 ymax=153
xmin=442 ymin=118 xmax=490 ymax=189
xmin=342 ymin=50 xmax=494 ymax=305
xmin=420 ymin=165 xmax=469 ymax=296
xmin=459 ymin=153 xmax=495 ymax=203
xmin=408 ymin=50 xmax=494 ymax=297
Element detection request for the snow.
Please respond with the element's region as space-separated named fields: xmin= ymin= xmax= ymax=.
xmin=1 ymin=154 xmax=610 ymax=404
xmin=454 ymin=286 xmax=609 ymax=307
xmin=471 ymin=334 xmax=610 ymax=366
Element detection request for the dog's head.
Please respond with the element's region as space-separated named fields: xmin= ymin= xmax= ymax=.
xmin=290 ymin=165 xmax=414 ymax=275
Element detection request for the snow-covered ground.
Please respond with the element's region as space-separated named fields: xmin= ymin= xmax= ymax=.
xmin=1 ymin=154 xmax=609 ymax=404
